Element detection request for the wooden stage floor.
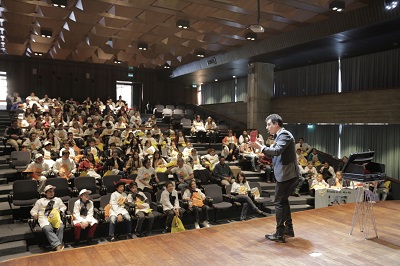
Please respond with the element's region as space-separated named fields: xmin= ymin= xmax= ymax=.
xmin=1 ymin=201 xmax=399 ymax=266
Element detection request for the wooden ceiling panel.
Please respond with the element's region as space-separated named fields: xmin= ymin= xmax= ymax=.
xmin=181 ymin=3 xmax=219 ymax=18
xmin=137 ymin=10 xmax=173 ymax=24
xmin=151 ymin=26 xmax=181 ymax=38
xmin=262 ymin=2 xmax=297 ymax=17
xmin=5 ymin=35 xmax=28 ymax=44
xmin=30 ymin=42 xmax=52 ymax=53
xmin=36 ymin=17 xmax=65 ymax=31
xmin=152 ymin=0 xmax=192 ymax=11
xmin=73 ymin=10 xmax=103 ymax=24
xmin=4 ymin=22 xmax=31 ymax=37
xmin=287 ymin=8 xmax=318 ymax=23
xmin=114 ymin=5 xmax=144 ymax=19
xmin=191 ymin=21 xmax=221 ymax=34
xmin=2 ymin=0 xmax=36 ymax=14
xmin=208 ymin=9 xmax=245 ymax=23
xmin=114 ymin=30 xmax=142 ymax=40
xmin=87 ymin=33 xmax=109 ymax=47
xmin=31 ymin=34 xmax=54 ymax=44
xmin=5 ymin=43 xmax=26 ymax=55
xmin=2 ymin=12 xmax=33 ymax=26
xmin=103 ymin=17 xmax=130 ymax=29
xmin=113 ymin=38 xmax=132 ymax=50
xmin=124 ymin=21 xmax=155 ymax=33
xmin=92 ymin=26 xmax=118 ymax=38
xmin=80 ymin=0 xmax=114 ymax=14
xmin=39 ymin=5 xmax=71 ymax=20
xmin=50 ymin=48 xmax=71 ymax=60
xmin=174 ymin=30 xmax=202 ymax=41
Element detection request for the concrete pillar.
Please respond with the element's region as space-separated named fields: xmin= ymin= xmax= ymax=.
xmin=247 ymin=62 xmax=274 ymax=138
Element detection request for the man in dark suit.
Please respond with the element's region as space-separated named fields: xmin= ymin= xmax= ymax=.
xmin=251 ymin=114 xmax=300 ymax=243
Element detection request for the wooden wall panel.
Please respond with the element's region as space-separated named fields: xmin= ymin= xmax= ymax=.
xmin=270 ymin=88 xmax=400 ymax=124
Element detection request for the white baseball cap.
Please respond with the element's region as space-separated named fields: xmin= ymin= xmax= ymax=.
xmin=79 ymin=189 xmax=92 ymax=196
xmin=44 ymin=185 xmax=56 ymax=192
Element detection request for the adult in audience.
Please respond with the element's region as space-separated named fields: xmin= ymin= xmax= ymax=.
xmin=320 ymin=162 xmax=336 ymax=181
xmin=222 ymin=130 xmax=239 ymax=161
xmin=212 ymin=156 xmax=234 ymax=186
xmin=127 ymin=182 xmax=154 ymax=237
xmin=24 ymin=153 xmax=50 ymax=192
xmin=73 ymin=189 xmax=98 ymax=246
xmin=104 ymin=151 xmax=125 ymax=176
xmin=22 ymin=132 xmax=42 ymax=153
xmin=4 ymin=120 xmax=24 ymax=151
xmin=109 ymin=181 xmax=133 ymax=242
xmin=238 ymin=130 xmax=249 ymax=145
xmin=205 ymin=116 xmax=217 ymax=143
xmin=230 ymin=172 xmax=267 ymax=220
xmin=295 ymin=138 xmax=312 ymax=156
xmin=192 ymin=115 xmax=206 ymax=143
xmin=136 ymin=157 xmax=158 ymax=195
xmin=53 ymin=150 xmax=76 ymax=180
xmin=182 ymin=180 xmax=210 ymax=229
xmin=160 ymin=180 xmax=184 ymax=233
xmin=307 ymin=148 xmax=323 ymax=167
xmin=30 ymin=185 xmax=66 ymax=251
xmin=169 ymin=157 xmax=194 ymax=191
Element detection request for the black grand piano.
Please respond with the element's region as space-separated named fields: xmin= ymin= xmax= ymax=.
xmin=342 ymin=151 xmax=386 ymax=182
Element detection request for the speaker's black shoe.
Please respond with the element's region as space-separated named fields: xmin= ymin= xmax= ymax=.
xmin=284 ymin=225 xmax=295 ymax=237
xmin=265 ymin=232 xmax=285 ymax=243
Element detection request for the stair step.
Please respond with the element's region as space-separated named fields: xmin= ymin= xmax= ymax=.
xmin=0 ymin=222 xmax=33 ymax=244
xmin=0 ymin=195 xmax=8 ymax=203
xmin=0 ymin=215 xmax=13 ymax=225
xmin=0 ymin=240 xmax=27 ymax=257
xmin=0 ymin=183 xmax=12 ymax=195
xmin=0 ymin=178 xmax=7 ymax=185
xmin=0 ymin=164 xmax=10 ymax=170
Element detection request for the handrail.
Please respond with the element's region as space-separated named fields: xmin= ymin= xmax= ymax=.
xmin=192 ymin=104 xmax=246 ymax=128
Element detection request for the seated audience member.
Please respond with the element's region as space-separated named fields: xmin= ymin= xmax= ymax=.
xmin=304 ymin=161 xmax=318 ymax=180
xmin=311 ymin=174 xmax=329 ymax=190
xmin=307 ymin=148 xmax=323 ymax=167
xmin=108 ymin=130 xmax=123 ymax=148
xmin=192 ymin=115 xmax=206 ymax=143
xmin=296 ymin=148 xmax=308 ymax=167
xmin=320 ymin=162 xmax=336 ymax=181
xmin=102 ymin=116 xmax=115 ymax=129
xmin=230 ymin=172 xmax=267 ymax=220
xmin=53 ymin=150 xmax=76 ymax=180
xmin=30 ymin=185 xmax=67 ymax=251
xmin=78 ymin=153 xmax=102 ymax=180
xmin=120 ymin=127 xmax=132 ymax=143
xmin=182 ymin=180 xmax=210 ymax=229
xmin=141 ymin=140 xmax=156 ymax=158
xmin=295 ymin=138 xmax=312 ymax=156
xmin=68 ymin=121 xmax=84 ymax=148
xmin=165 ymin=124 xmax=176 ymax=140
xmin=103 ymin=151 xmax=125 ymax=176
xmin=240 ymin=138 xmax=259 ymax=172
xmin=174 ymin=131 xmax=187 ymax=147
xmin=83 ymin=124 xmax=97 ymax=139
xmin=238 ymin=130 xmax=249 ymax=145
xmin=212 ymin=156 xmax=235 ymax=186
xmin=222 ymin=130 xmax=239 ymax=161
xmin=141 ymin=131 xmax=157 ymax=147
xmin=73 ymin=189 xmax=98 ymax=246
xmin=337 ymin=156 xmax=348 ymax=172
xmin=125 ymin=151 xmax=142 ymax=175
xmin=41 ymin=141 xmax=57 ymax=168
xmin=205 ymin=116 xmax=217 ymax=143
xmin=109 ymin=182 xmax=133 ymax=242
xmin=145 ymin=114 xmax=157 ymax=128
xmin=201 ymin=148 xmax=219 ymax=171
xmin=151 ymin=124 xmax=161 ymax=140
xmin=114 ymin=117 xmax=126 ymax=130
xmin=160 ymin=180 xmax=185 ymax=233
xmin=59 ymin=140 xmax=76 ymax=160
xmin=54 ymin=123 xmax=68 ymax=143
xmin=182 ymin=141 xmax=193 ymax=159
xmin=104 ymin=142 xmax=122 ymax=159
xmin=375 ymin=180 xmax=389 ymax=201
xmin=127 ymin=182 xmax=154 ymax=237
xmin=187 ymin=149 xmax=205 ymax=171
xmin=169 ymin=157 xmax=194 ymax=191
xmin=265 ymin=135 xmax=274 ymax=147
xmin=84 ymin=138 xmax=102 ymax=160
xmin=4 ymin=120 xmax=24 ymax=151
xmin=24 ymin=153 xmax=51 ymax=192
xmin=44 ymin=132 xmax=60 ymax=152
xmin=152 ymin=150 xmax=167 ymax=173
xmin=292 ymin=164 xmax=307 ymax=197
xmin=29 ymin=121 xmax=47 ymax=140
xmin=23 ymin=132 xmax=42 ymax=153
xmin=130 ymin=111 xmax=142 ymax=127
xmin=330 ymin=171 xmax=345 ymax=189
xmin=136 ymin=157 xmax=158 ymax=195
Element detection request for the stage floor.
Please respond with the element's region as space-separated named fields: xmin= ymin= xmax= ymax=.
xmin=1 ymin=201 xmax=399 ymax=266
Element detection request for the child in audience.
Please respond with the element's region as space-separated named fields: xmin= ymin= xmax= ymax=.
xmin=73 ymin=189 xmax=98 ymax=245
xmin=160 ymin=180 xmax=184 ymax=233
xmin=182 ymin=180 xmax=210 ymax=229
xmin=109 ymin=182 xmax=133 ymax=241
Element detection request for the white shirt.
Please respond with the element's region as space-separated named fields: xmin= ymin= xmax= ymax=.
xmin=109 ymin=191 xmax=129 ymax=217
xmin=160 ymin=189 xmax=180 ymax=211
xmin=30 ymin=197 xmax=67 ymax=228
xmin=73 ymin=199 xmax=98 ymax=225
xmin=136 ymin=166 xmax=157 ymax=190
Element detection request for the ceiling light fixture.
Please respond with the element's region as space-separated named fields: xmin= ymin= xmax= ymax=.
xmin=176 ymin=19 xmax=190 ymax=29
xmin=329 ymin=1 xmax=345 ymax=12
xmin=384 ymin=0 xmax=399 ymax=10
xmin=138 ymin=43 xmax=148 ymax=51
xmin=248 ymin=0 xmax=264 ymax=33
xmin=195 ymin=49 xmax=205 ymax=58
xmin=245 ymin=32 xmax=257 ymax=41
xmin=51 ymin=0 xmax=67 ymax=8
xmin=34 ymin=52 xmax=43 ymax=56
xmin=163 ymin=63 xmax=170 ymax=69
xmin=40 ymin=29 xmax=52 ymax=38
xmin=114 ymin=59 xmax=122 ymax=64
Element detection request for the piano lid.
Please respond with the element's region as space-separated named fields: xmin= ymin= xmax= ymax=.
xmin=342 ymin=151 xmax=375 ymax=174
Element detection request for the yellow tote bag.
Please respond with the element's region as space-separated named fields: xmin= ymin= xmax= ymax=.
xmin=171 ymin=215 xmax=185 ymax=233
